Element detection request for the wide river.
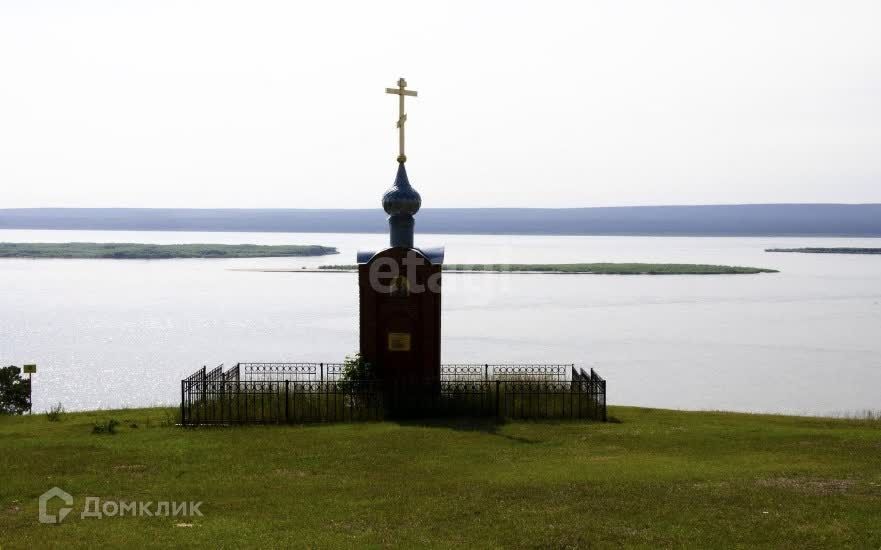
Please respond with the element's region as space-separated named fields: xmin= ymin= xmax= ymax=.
xmin=1 ymin=229 xmax=879 ymax=416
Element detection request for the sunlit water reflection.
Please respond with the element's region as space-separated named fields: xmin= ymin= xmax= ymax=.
xmin=1 ymin=229 xmax=879 ymax=415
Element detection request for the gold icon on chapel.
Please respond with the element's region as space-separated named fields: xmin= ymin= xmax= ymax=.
xmin=387 ymin=332 xmax=412 ymax=352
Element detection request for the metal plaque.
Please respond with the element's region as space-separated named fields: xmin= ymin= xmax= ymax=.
xmin=387 ymin=332 xmax=411 ymax=352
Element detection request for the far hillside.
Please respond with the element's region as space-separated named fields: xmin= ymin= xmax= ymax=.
xmin=1 ymin=204 xmax=880 ymax=236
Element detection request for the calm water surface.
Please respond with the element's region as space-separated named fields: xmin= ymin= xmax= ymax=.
xmin=1 ymin=229 xmax=879 ymax=415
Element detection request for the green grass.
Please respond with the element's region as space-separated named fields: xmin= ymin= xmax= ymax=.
xmin=1 ymin=407 xmax=879 ymax=547
xmin=0 ymin=242 xmax=338 ymax=259
xmin=319 ymin=263 xmax=779 ymax=274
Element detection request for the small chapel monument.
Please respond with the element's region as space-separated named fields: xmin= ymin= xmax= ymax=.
xmin=357 ymin=78 xmax=444 ymax=384
xmin=179 ymin=79 xmax=608 ymax=426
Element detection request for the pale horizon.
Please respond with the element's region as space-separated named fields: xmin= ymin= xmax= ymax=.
xmin=2 ymin=1 xmax=879 ymax=209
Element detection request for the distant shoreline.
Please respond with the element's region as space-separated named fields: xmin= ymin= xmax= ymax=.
xmin=0 ymin=242 xmax=338 ymax=259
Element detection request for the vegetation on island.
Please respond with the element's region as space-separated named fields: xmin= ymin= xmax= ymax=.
xmin=0 ymin=242 xmax=338 ymax=259
xmin=1 ymin=406 xmax=879 ymax=546
xmin=319 ymin=263 xmax=778 ymax=274
xmin=766 ymin=247 xmax=881 ymax=254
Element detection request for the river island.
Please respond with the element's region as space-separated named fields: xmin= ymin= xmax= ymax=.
xmin=765 ymin=247 xmax=881 ymax=254
xmin=313 ymin=263 xmax=778 ymax=275
xmin=0 ymin=242 xmax=338 ymax=259
xmin=0 ymin=243 xmax=779 ymax=273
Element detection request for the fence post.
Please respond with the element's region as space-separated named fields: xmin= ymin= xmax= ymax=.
xmin=320 ymin=363 xmax=324 ymax=383
xmin=495 ymin=380 xmax=501 ymax=418
xmin=285 ymin=380 xmax=290 ymax=423
xmin=180 ymin=381 xmax=186 ymax=426
xmin=602 ymin=379 xmax=607 ymax=422
xmin=594 ymin=375 xmax=600 ymax=421
xmin=219 ymin=379 xmax=225 ymax=423
xmin=485 ymin=364 xmax=489 ymax=381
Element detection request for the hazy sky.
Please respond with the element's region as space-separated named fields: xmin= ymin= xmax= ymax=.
xmin=1 ymin=1 xmax=879 ymax=208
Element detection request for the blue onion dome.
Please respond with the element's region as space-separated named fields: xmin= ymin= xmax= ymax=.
xmin=382 ymin=162 xmax=422 ymax=216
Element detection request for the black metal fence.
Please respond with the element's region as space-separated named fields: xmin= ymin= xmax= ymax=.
xmin=180 ymin=363 xmax=606 ymax=425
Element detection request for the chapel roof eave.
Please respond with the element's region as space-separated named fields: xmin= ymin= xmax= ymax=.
xmin=356 ymin=246 xmax=445 ymax=266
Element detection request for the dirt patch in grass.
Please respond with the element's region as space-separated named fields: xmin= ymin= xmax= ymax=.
xmin=112 ymin=464 xmax=147 ymax=472
xmin=273 ymin=468 xmax=310 ymax=478
xmin=757 ymin=477 xmax=854 ymax=495
xmin=691 ymin=481 xmax=731 ymax=490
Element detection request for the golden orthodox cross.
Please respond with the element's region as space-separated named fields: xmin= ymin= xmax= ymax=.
xmin=385 ymin=77 xmax=417 ymax=163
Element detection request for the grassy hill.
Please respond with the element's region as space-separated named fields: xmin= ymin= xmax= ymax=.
xmin=0 ymin=242 xmax=338 ymax=259
xmin=1 ymin=407 xmax=879 ymax=547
